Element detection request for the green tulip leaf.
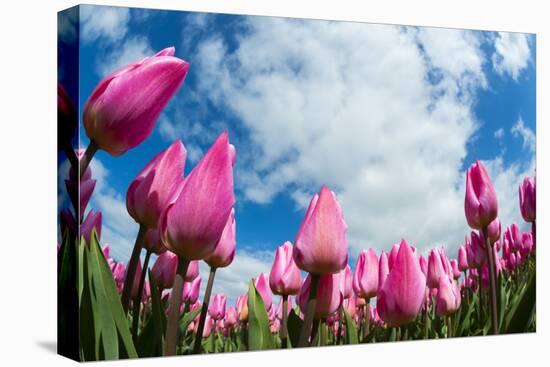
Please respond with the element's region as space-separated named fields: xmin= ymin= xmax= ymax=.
xmin=343 ymin=308 xmax=358 ymax=344
xmin=246 ymin=280 xmax=273 ymax=350
xmin=286 ymin=309 xmax=303 ymax=348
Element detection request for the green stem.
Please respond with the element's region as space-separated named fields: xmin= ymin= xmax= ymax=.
xmin=280 ymin=295 xmax=288 ymax=348
xmin=121 ymin=225 xmax=146 ymax=314
xmin=423 ymin=307 xmax=429 ymax=339
xmin=320 ymin=318 xmax=327 ymax=346
xmin=310 ymin=318 xmax=321 ymax=346
xmin=363 ymin=301 xmax=370 ymax=341
xmin=131 ymin=249 xmax=151 ymax=342
xmin=483 ymin=226 xmax=499 ymax=335
xmin=164 ymin=257 xmax=190 ymax=356
xmin=193 ymin=267 xmax=217 ymax=354
xmin=446 ymin=315 xmax=453 ymax=338
xmin=79 ymin=140 xmax=98 ymax=180
xmin=298 ymin=274 xmax=320 ymax=347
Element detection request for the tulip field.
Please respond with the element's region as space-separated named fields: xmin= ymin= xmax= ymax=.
xmin=58 ymin=44 xmax=536 ymax=361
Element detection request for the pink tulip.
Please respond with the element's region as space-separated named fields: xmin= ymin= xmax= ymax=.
xmin=205 ymin=208 xmax=236 ymax=268
xmin=388 ymin=243 xmax=399 ymax=271
xmin=269 ymin=241 xmax=302 ymax=296
xmin=254 ymin=273 xmax=273 ymax=310
xmin=185 ymin=260 xmax=199 ymax=282
xmin=343 ymin=295 xmax=357 ymax=319
xmin=435 ymin=276 xmax=461 ymax=317
xmin=83 ymin=47 xmax=189 ymax=156
xmin=505 ymin=224 xmax=522 ymax=253
xmin=487 ymin=217 xmax=501 ymax=245
xmin=112 ymin=262 xmax=126 ymax=292
xmin=225 ymin=306 xmax=238 ymax=328
xmin=340 ymin=265 xmax=353 ymax=299
xmin=143 ymin=227 xmax=167 ymax=255
xmin=126 ymin=140 xmax=186 ymax=229
xmin=65 ymin=153 xmax=96 ymax=219
xmin=352 ymin=249 xmax=379 ymax=299
xmin=159 ymin=132 xmax=235 ymax=260
xmin=378 ymin=252 xmax=389 ymax=291
xmin=464 ymin=160 xmax=498 ymax=230
xmin=427 ymin=248 xmax=446 ymax=288
xmin=467 ymin=231 xmax=486 ymax=268
xmin=195 ymin=313 xmax=213 ymax=338
xmin=236 ymin=294 xmax=249 ymax=322
xmin=376 ymin=239 xmax=426 ymax=327
xmin=419 ymin=255 xmax=428 ymax=278
xmin=458 ymin=245 xmax=469 ymax=271
xmin=521 ymin=232 xmax=533 ymax=257
xmin=151 ymin=251 xmax=177 ymax=289
xmin=80 ymin=210 xmax=102 ymax=244
xmin=270 ymin=318 xmax=281 ymax=334
xmin=297 ymin=273 xmax=343 ymax=319
xmin=519 ymin=176 xmax=536 ymax=222
xmin=276 ymin=297 xmax=293 ymax=320
xmin=101 ymin=244 xmax=110 ymax=259
xmin=450 ymin=259 xmax=461 ymax=280
xmin=293 ymin=185 xmax=348 ymax=275
xmin=209 ymin=293 xmax=227 ymax=320
xmin=182 ymin=276 xmax=201 ymax=304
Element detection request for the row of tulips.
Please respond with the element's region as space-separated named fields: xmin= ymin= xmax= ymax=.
xmin=57 ymin=47 xmax=536 ymax=361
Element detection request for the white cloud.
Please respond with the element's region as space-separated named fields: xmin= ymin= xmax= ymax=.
xmin=96 ymin=36 xmax=154 ymax=77
xmin=511 ymin=116 xmax=536 ymax=153
xmin=494 ymin=128 xmax=505 ymax=140
xmin=194 ymin=19 xmax=493 ymax=257
xmin=80 ymin=5 xmax=130 ymax=44
xmin=492 ymin=32 xmax=531 ymax=80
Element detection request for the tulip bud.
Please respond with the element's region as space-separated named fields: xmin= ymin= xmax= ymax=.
xmin=205 ymin=208 xmax=236 ymax=268
xmin=343 ymin=295 xmax=357 ymax=319
xmin=126 ymin=140 xmax=186 ymax=229
xmin=352 ymin=249 xmax=379 ymax=299
xmin=427 ymin=248 xmax=446 ymax=288
xmin=254 ymin=273 xmax=273 ymax=310
xmin=182 ymin=276 xmax=201 ymax=304
xmin=378 ymin=251 xmax=389 ymax=291
xmin=464 ymin=160 xmax=498 ymax=230
xmin=293 ymin=186 xmax=348 ymax=275
xmin=80 ymin=210 xmax=102 ymax=244
xmin=521 ymin=232 xmax=534 ymax=257
xmin=152 ymin=251 xmax=199 ymax=289
xmin=269 ymin=241 xmax=302 ymax=296
xmin=487 ymin=217 xmax=501 ymax=245
xmin=388 ymin=243 xmax=399 ymax=271
xmin=143 ymin=227 xmax=167 ymax=255
xmin=296 ymin=273 xmax=343 ymax=319
xmin=467 ymin=231 xmax=486 ymax=268
xmin=83 ymin=48 xmax=189 ymax=156
xmin=159 ymin=132 xmax=235 ymax=261
xmin=112 ymin=262 xmax=126 ymax=293
xmin=270 ymin=318 xmax=281 ymax=334
xmin=225 ymin=306 xmax=238 ymax=329
xmin=457 ymin=245 xmax=469 ymax=271
xmin=376 ymin=239 xmax=426 ymax=327
xmin=419 ymin=255 xmax=428 ymax=278
xmin=519 ymin=176 xmax=536 ymax=222
xmin=435 ymin=276 xmax=461 ymax=317
xmin=505 ymin=224 xmax=523 ymax=253
xmin=236 ymin=294 xmax=249 ymax=322
xmin=450 ymin=259 xmax=461 ymax=280
xmin=65 ymin=150 xmax=96 ymax=220
xmin=208 ymin=293 xmax=227 ymax=320
xmin=340 ymin=265 xmax=353 ymax=299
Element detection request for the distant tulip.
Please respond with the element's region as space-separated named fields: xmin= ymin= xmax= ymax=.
xmin=519 ymin=176 xmax=536 ymax=222
xmin=65 ymin=154 xmax=96 ymax=220
xmin=340 ymin=265 xmax=353 ymax=299
xmin=419 ymin=255 xmax=428 ymax=277
xmin=269 ymin=241 xmax=302 ymax=296
xmin=467 ymin=231 xmax=486 ymax=268
xmin=352 ymin=249 xmax=379 ymax=299
xmin=159 ymin=132 xmax=235 ymax=260
xmin=225 ymin=306 xmax=238 ymax=328
xmin=182 ymin=276 xmax=201 ymax=304
xmin=236 ymin=294 xmax=249 ymax=322
xmin=435 ymin=276 xmax=461 ymax=317
xmin=377 ymin=239 xmax=426 ymax=327
xmin=151 ymin=251 xmax=177 ymax=289
xmin=80 ymin=210 xmax=102 ymax=244
xmin=505 ymin=224 xmax=522 ymax=253
xmin=143 ymin=227 xmax=167 ymax=255
xmin=464 ymin=161 xmax=498 ymax=230
xmin=195 ymin=313 xmax=213 ymax=338
xmin=293 ymin=185 xmax=348 ymax=275
xmin=343 ymin=295 xmax=357 ymax=319
xmin=427 ymin=248 xmax=446 ymax=288
xmin=388 ymin=243 xmax=399 ymax=271
xmin=450 ymin=259 xmax=461 ymax=280
xmin=112 ymin=262 xmax=126 ymax=292
xmin=378 ymin=252 xmax=389 ymax=291
xmin=209 ymin=293 xmax=226 ymax=320
xmin=126 ymin=140 xmax=186 ymax=229
xmin=254 ymin=273 xmax=273 ymax=310
xmin=487 ymin=217 xmax=501 ymax=244
xmin=521 ymin=232 xmax=533 ymax=257
xmin=270 ymin=318 xmax=281 ymax=334
xmin=297 ymin=273 xmax=343 ymax=319
xmin=83 ymin=47 xmax=189 ymax=156
xmin=458 ymin=245 xmax=468 ymax=271
xmin=205 ymin=208 xmax=237 ymax=268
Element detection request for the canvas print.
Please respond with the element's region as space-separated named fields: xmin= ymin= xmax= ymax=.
xmin=57 ymin=4 xmax=536 ymax=361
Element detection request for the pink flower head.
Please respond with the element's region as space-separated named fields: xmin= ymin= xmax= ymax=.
xmin=205 ymin=208 xmax=237 ymax=268
xmin=208 ymin=293 xmax=227 ymax=320
xmin=254 ymin=273 xmax=273 ymax=311
xmin=352 ymin=248 xmax=379 ymax=299
xmin=464 ymin=160 xmax=498 ymax=230
xmin=297 ymin=272 xmax=343 ymax=319
xmin=269 ymin=241 xmax=302 ymax=296
xmin=519 ymin=176 xmax=536 ymax=222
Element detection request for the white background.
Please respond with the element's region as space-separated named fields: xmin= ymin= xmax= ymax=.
xmin=0 ymin=0 xmax=547 ymax=366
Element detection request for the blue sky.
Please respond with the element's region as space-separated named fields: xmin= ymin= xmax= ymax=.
xmin=59 ymin=5 xmax=536 ymax=304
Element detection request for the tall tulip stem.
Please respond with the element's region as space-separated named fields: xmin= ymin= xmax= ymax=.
xmin=193 ymin=267 xmax=217 ymax=354
xmin=164 ymin=257 xmax=190 ymax=356
xmin=423 ymin=307 xmax=429 ymax=339
xmin=79 ymin=140 xmax=98 ymax=180
xmin=121 ymin=225 xmax=146 ymax=313
xmin=280 ymin=295 xmax=289 ymax=348
xmin=482 ymin=227 xmax=499 ymax=335
xmin=298 ymin=274 xmax=320 ymax=347
xmin=132 ymin=249 xmax=151 ymax=342
xmin=363 ymin=301 xmax=370 ymax=341
xmin=446 ymin=316 xmax=453 ymax=338
xmin=320 ymin=318 xmax=327 ymax=346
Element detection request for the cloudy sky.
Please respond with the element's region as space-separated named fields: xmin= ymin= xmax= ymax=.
xmin=59 ymin=5 xmax=535 ymax=305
